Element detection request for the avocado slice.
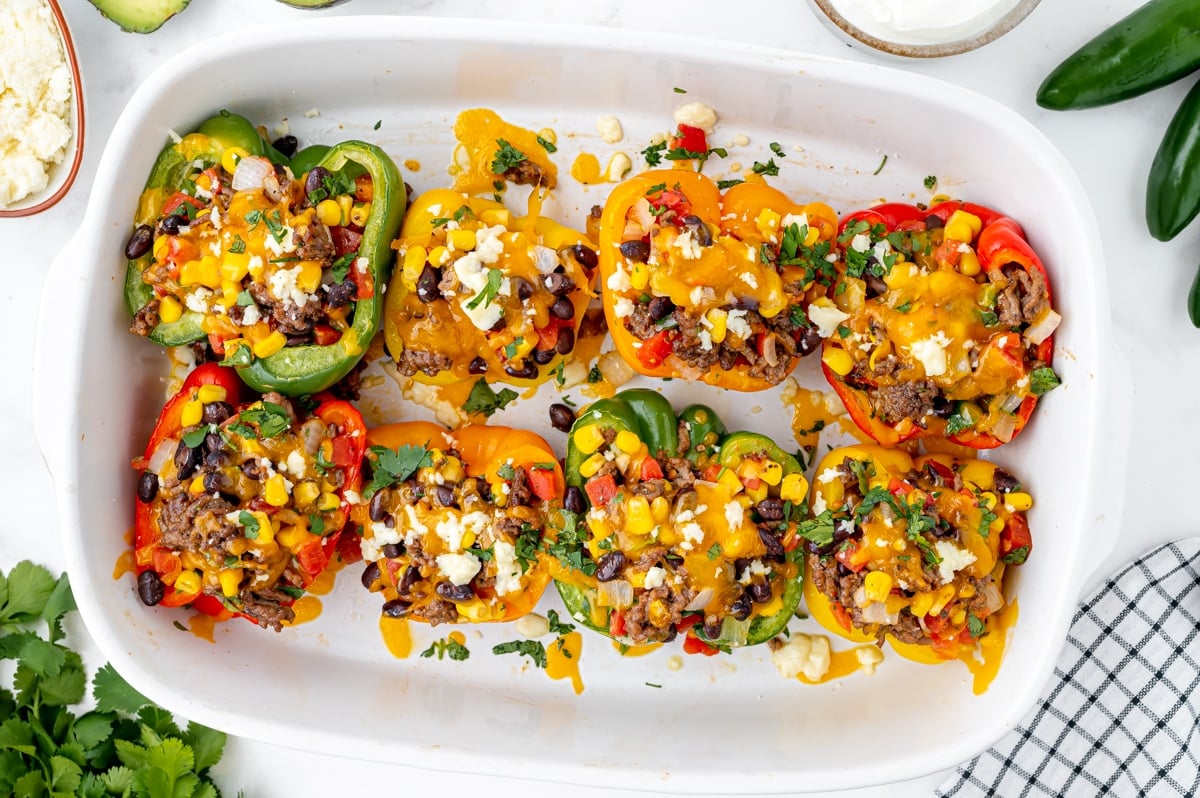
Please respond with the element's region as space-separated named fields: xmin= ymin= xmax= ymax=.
xmin=276 ymin=0 xmax=349 ymax=6
xmin=86 ymin=0 xmax=190 ymax=33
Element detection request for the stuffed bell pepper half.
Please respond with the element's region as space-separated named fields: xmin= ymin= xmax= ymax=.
xmin=554 ymin=389 xmax=808 ymax=652
xmin=124 ymin=109 xmax=407 ymax=396
xmin=355 ymin=422 xmax=564 ymax=624
xmin=383 ymin=189 xmax=596 ymax=387
xmin=817 ymin=201 xmax=1061 ymax=448
xmin=131 ymin=364 xmax=366 ymax=629
xmin=597 ymin=171 xmax=839 ymax=390
xmin=802 ymin=445 xmax=1032 ymax=662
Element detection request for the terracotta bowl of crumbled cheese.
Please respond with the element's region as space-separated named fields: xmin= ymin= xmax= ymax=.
xmin=0 ymin=0 xmax=84 ymax=217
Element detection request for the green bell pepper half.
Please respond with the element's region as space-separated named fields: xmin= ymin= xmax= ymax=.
xmin=563 ymin=389 xmax=679 ymax=488
xmin=678 ymin=403 xmax=727 ymax=466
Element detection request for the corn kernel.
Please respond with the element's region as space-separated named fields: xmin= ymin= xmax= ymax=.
xmin=441 ymin=458 xmax=464 ymax=485
xmin=350 ymin=202 xmax=372 ymax=227
xmin=1005 ymin=492 xmax=1033 ymax=512
xmin=316 ymin=199 xmax=342 ymax=226
xmin=253 ymin=514 xmax=276 ymax=544
xmin=196 ymin=384 xmax=227 ymax=404
xmin=780 ymin=473 xmax=808 ymax=503
xmin=760 ymin=461 xmax=783 ymax=486
xmin=614 ymin=430 xmax=641 ymax=454
xmin=221 ymin=252 xmax=250 ymax=282
xmin=950 ymin=608 xmax=967 ymax=627
xmin=647 ymin=599 xmax=671 ymax=628
xmin=573 ymin=424 xmax=606 ymax=455
xmin=402 ymin=245 xmax=428 ymax=287
xmin=460 ymin=530 xmax=477 ymax=550
xmin=958 ymin=249 xmax=981 ymax=277
xmin=158 ymin=296 xmax=183 ymax=323
xmin=264 ymin=473 xmax=291 ymax=507
xmin=337 ymin=195 xmax=354 ymax=224
xmin=625 ymin=496 xmax=654 ymax=535
xmin=630 ymin=261 xmax=650 ymax=291
xmin=293 ymin=480 xmax=320 ymax=509
xmin=219 ymin=568 xmax=243 ymax=597
xmin=188 ymin=476 xmax=206 ymax=494
xmin=803 ymin=224 xmax=821 ymax=247
xmin=579 ymin=453 xmax=607 ymax=479
xmin=277 ymin=524 xmax=308 ymax=550
xmin=755 ymin=207 xmax=782 ymax=240
xmin=447 ymin=228 xmax=476 ymax=252
xmin=428 ymin=245 xmax=450 ymax=267
xmin=989 ymin=516 xmax=1006 ymax=535
xmin=650 ymin=496 xmax=670 ymax=523
xmin=822 ymin=347 xmax=855 ymax=377
xmin=910 ymin=592 xmax=934 ymax=618
xmin=958 ymin=583 xmax=977 ymax=599
xmin=174 ymin=570 xmax=201 ymax=595
xmin=863 ymin=571 xmax=894 ymax=603
xmin=929 ymin=269 xmax=960 ymax=299
xmin=152 ymin=234 xmax=171 ymax=261
xmin=479 ymin=208 xmax=510 ymax=227
xmin=179 ymin=257 xmax=221 ymax=289
xmin=961 ymin=460 xmax=994 ymax=490
xmin=717 ymin=467 xmax=743 ymax=495
xmin=318 ymin=492 xmax=340 ymax=512
xmin=253 ymin=331 xmax=288 ymax=358
xmin=746 ymin=483 xmax=768 ymax=503
xmin=979 ymin=491 xmax=998 ymax=510
xmin=295 ymin=261 xmax=322 ymax=293
xmin=180 ymin=399 xmax=203 ymax=428
xmin=705 ymin=308 xmax=728 ymax=344
xmin=221 ymin=146 xmax=250 ymax=174
xmin=944 ymin=210 xmax=981 ymax=243
xmin=929 ymin=584 xmax=957 ymax=616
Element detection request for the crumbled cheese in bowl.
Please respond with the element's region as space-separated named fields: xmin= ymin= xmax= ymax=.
xmin=0 ymin=0 xmax=73 ymax=210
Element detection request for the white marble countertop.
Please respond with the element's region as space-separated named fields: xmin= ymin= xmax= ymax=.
xmin=4 ymin=0 xmax=1192 ymax=795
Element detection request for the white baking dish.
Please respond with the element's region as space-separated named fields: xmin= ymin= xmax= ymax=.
xmin=32 ymin=17 xmax=1131 ymax=794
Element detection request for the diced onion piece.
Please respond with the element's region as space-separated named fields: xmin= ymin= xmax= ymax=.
xmin=761 ymin=334 xmax=778 ymax=367
xmin=991 ymin=413 xmax=1017 ymax=443
xmin=147 ymin=439 xmax=176 ymax=475
xmin=598 ymin=351 xmax=635 ymax=387
xmin=1024 ymin=308 xmax=1061 ymax=346
xmin=631 ymin=198 xmax=654 ymax=232
xmin=684 ymin=587 xmax=714 ymax=612
xmin=980 ymin=580 xmax=1005 ymax=615
xmin=598 ymin=579 xmax=634 ymax=608
xmin=999 ymin=393 xmax=1024 ymax=414
xmin=860 ymin=602 xmax=899 ymax=625
xmin=231 ymin=156 xmax=274 ymax=191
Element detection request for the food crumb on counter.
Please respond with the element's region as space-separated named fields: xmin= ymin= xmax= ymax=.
xmin=596 ymin=114 xmax=623 ymax=144
xmin=0 ymin=0 xmax=72 ymax=209
xmin=605 ymin=152 xmax=632 ymax=182
xmin=770 ymin=633 xmax=831 ymax=681
xmin=304 ymin=107 xmax=321 ymax=118
xmin=732 ymin=133 xmax=750 ymax=147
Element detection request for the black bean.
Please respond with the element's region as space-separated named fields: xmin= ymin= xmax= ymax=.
xmin=513 ymin=276 xmax=534 ymax=301
xmin=595 ymin=551 xmax=627 ymax=582
xmin=924 ymin=214 xmax=944 ymax=229
xmin=174 ymin=442 xmax=200 ymax=480
xmin=368 ymin=491 xmax=388 ymax=522
xmin=931 ymin=396 xmax=956 ymax=419
xmin=203 ymin=432 xmax=224 ymax=453
xmin=286 ymin=333 xmax=313 ymax=347
xmin=272 ymin=135 xmax=299 ymax=159
xmin=436 ymin=582 xmax=475 ymax=602
xmin=619 ymin=240 xmax=651 ymax=262
xmin=533 ymin=348 xmax=557 ymax=365
xmin=555 ymin=327 xmax=576 ymax=355
xmin=864 ymin=274 xmax=888 ymax=300
xmin=304 ymin=166 xmax=330 ymax=197
xmin=756 ymin=498 xmax=784 ymax=521
xmin=548 ymin=403 xmax=575 ymax=432
xmin=681 ymin=215 xmax=713 ymax=247
xmin=758 ymin=527 xmax=785 ymax=561
xmin=361 ymin=561 xmax=381 ymax=590
xmin=381 ymin=543 xmax=405 ymax=559
xmin=505 ymin=362 xmax=538 ymax=380
xmin=137 ymin=570 xmax=165 ymax=606
xmin=416 ymin=265 xmax=442 ymax=303
xmin=398 ymin=564 xmax=421 ymax=596
xmin=325 ymin=279 xmax=357 ymax=308
xmin=431 ymin=484 xmax=457 ymax=508
xmin=381 ymin=598 xmax=412 ymax=618
xmin=159 ymin=214 xmax=183 ymax=235
xmin=203 ymin=450 xmax=228 ymax=468
xmin=572 ymin=243 xmax=599 ymax=269
xmin=993 ymin=469 xmax=1022 ymax=493
xmin=468 ymin=356 xmax=489 ymax=375
xmin=564 ymin=486 xmax=586 ymax=514
xmin=201 ymin=401 xmax=234 ymax=425
xmin=136 ymin=471 xmax=158 ymax=503
xmin=702 ymin=620 xmax=723 ymax=640
xmin=124 ymin=224 xmax=154 ymax=259
xmin=797 ymin=325 xmax=822 ymax=357
xmin=241 ymin=459 xmax=267 ymax=480
xmin=543 ymin=273 xmax=575 ymax=296
xmin=549 ymin=296 xmax=575 ymax=320
xmin=661 ymin=624 xmax=679 ymax=643
xmin=202 ymin=471 xmax=230 ymax=493
xmin=731 ymin=594 xmax=752 ymax=621
xmin=648 ymin=295 xmax=675 ymax=321
xmin=749 ymin=581 xmax=773 ymax=603
xmin=664 ymin=552 xmax=684 ymax=568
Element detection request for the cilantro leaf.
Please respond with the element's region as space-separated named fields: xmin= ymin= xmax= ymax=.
xmin=1030 ymin=366 xmax=1061 ymax=397
xmin=462 ymin=379 xmax=519 ymax=418
xmin=491 ymin=139 xmax=527 ymax=174
xmin=364 ymin=443 xmax=434 ymax=499
xmin=492 ymin=639 xmax=548 ymax=668
xmin=93 ymin=664 xmax=150 ymax=716
xmin=546 ymin=609 xmax=575 ymax=635
xmin=795 ymin=510 xmax=835 ymax=546
xmin=465 ymin=267 xmax=503 ymax=310
xmin=1 ymin=561 xmax=57 ymax=624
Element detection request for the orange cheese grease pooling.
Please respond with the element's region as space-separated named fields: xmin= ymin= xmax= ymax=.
xmin=570 ymin=153 xmax=605 ymax=185
xmin=613 ymin=641 xmax=662 ymax=657
xmin=452 ymin=108 xmax=557 ymax=195
xmin=546 ymin=632 xmax=584 ymax=694
xmin=188 ymin=613 xmax=216 ymax=643
xmin=961 ymin=599 xmax=1018 ymax=694
xmin=796 ymin=646 xmax=878 ymax=685
xmin=379 ymin=616 xmax=413 ymax=659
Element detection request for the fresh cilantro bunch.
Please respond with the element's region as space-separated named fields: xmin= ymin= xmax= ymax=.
xmin=0 ymin=561 xmax=238 ymax=798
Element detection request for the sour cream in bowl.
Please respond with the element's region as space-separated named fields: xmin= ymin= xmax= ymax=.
xmin=0 ymin=0 xmax=85 ymax=217
xmin=808 ymin=0 xmax=1041 ymax=58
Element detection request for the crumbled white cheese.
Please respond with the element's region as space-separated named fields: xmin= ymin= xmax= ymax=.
xmin=808 ymin=303 xmax=850 ymax=338
xmin=268 ymin=265 xmax=312 ymax=308
xmin=184 ymin=288 xmax=213 ymax=314
xmin=850 ymin=233 xmax=871 ymax=252
xmin=454 ymin=224 xmax=511 ymax=330
xmin=675 ymin=229 xmax=702 ymax=260
xmin=360 ymin=521 xmax=402 ymax=563
xmin=612 ymin=297 xmax=636 ymax=319
xmin=678 ymin=521 xmax=705 ymax=552
xmin=492 ymin=540 xmax=523 ymax=596
xmin=606 ymin=152 xmax=632 ymax=182
xmin=855 ymin=645 xmax=884 ymax=676
xmin=812 ymin=492 xmax=828 ymax=516
xmin=781 ymin=213 xmax=809 ymax=231
xmin=607 ymin=262 xmax=633 ymax=292
xmin=934 ymin=541 xmax=977 ymax=583
xmin=401 ymin=504 xmax=429 ymax=544
xmin=597 ymin=114 xmax=623 ymax=143
xmin=343 ymin=490 xmax=362 ymax=506
xmin=643 ymin=566 xmax=667 ymax=590
xmin=515 ymin=613 xmax=550 ymax=638
xmin=240 ymin=304 xmax=261 ymax=326
xmin=697 ymin=329 xmax=713 ymax=352
xmin=673 ymin=101 xmax=718 ymax=134
xmin=909 ymin=331 xmax=952 ymax=378
xmin=282 ymin=450 xmax=307 ymax=479
xmin=817 ymin=467 xmax=840 ymax=485
xmin=689 ymin=286 xmax=705 ymax=306
xmin=737 ymin=559 xmax=769 ymax=585
xmin=723 ymin=500 xmax=745 ymax=530
xmin=436 ymin=552 xmax=481 ymax=586
xmin=262 ymin=226 xmax=297 ymax=257
xmin=0 ymin=0 xmax=72 ymax=208
xmin=725 ymin=309 xmax=752 ymax=342
xmin=732 ymin=133 xmax=750 ymax=147
xmin=771 ymin=633 xmax=831 ymax=681
xmin=741 ymin=272 xmax=758 ymax=289
xmin=304 ymin=107 xmax=321 ymax=118
xmin=530 ymin=245 xmax=559 ymax=275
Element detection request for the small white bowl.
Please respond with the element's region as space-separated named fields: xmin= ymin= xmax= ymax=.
xmin=808 ymin=0 xmax=1041 ymax=58
xmin=0 ymin=0 xmax=85 ymax=218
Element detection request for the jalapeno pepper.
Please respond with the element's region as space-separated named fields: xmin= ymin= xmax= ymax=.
xmin=124 ymin=110 xmax=407 ymax=396
xmin=554 ymin=390 xmax=807 ymax=650
xmin=354 ymin=422 xmax=564 ymax=624
xmin=131 ymin=364 xmax=365 ymax=629
xmin=597 ymin=171 xmax=839 ymax=391
xmin=820 ymin=200 xmax=1060 ymax=449
xmin=801 ymin=445 xmax=1031 ymax=664
xmin=383 ymin=188 xmax=595 ymax=389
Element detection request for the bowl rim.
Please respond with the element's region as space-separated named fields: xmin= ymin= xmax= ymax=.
xmin=808 ymin=0 xmax=1041 ymax=58
xmin=0 ymin=0 xmax=86 ymax=218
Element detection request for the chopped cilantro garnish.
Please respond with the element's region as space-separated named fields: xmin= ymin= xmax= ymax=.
xmin=462 ymin=379 xmax=519 ymax=418
xmin=465 ymin=267 xmax=503 ymax=310
xmin=1030 ymin=367 xmax=1061 ymax=397
xmin=364 ymin=443 xmax=434 ymax=499
xmin=536 ymin=135 xmax=557 ymax=153
xmin=751 ymin=158 xmax=779 ymax=177
xmin=491 ymin=139 xmax=527 ymax=174
xmin=421 ymin=637 xmax=471 ymax=661
xmin=492 ymin=639 xmax=547 ymax=668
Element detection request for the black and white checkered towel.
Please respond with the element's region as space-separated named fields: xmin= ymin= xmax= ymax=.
xmin=938 ymin=539 xmax=1200 ymax=798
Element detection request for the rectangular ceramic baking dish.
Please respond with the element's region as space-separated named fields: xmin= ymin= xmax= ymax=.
xmin=32 ymin=17 xmax=1131 ymax=794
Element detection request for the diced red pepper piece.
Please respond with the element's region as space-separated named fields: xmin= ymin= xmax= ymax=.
xmin=527 ymin=466 xmax=559 ymax=502
xmin=671 ymin=124 xmax=708 ymax=156
xmin=640 ymin=458 xmax=664 ymax=481
xmin=636 ymin=330 xmax=674 ymax=369
xmin=585 ymin=474 xmax=618 ymax=508
xmin=683 ymin=633 xmax=720 ymax=656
